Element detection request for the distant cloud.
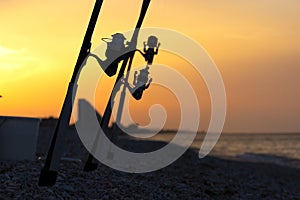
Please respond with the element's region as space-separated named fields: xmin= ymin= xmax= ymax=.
xmin=0 ymin=45 xmax=17 ymax=57
xmin=0 ymin=46 xmax=32 ymax=71
xmin=0 ymin=45 xmax=45 ymax=84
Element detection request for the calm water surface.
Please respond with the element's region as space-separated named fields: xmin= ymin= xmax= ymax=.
xmin=147 ymin=132 xmax=300 ymax=168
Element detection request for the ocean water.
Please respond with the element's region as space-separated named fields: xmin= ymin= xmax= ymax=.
xmin=149 ymin=132 xmax=300 ymax=168
xmin=204 ymin=133 xmax=300 ymax=167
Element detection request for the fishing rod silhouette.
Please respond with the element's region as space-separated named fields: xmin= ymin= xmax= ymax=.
xmin=39 ymin=0 xmax=154 ymax=186
xmin=83 ymin=4 xmax=157 ymax=170
xmin=39 ymin=0 xmax=105 ymax=187
xmin=82 ymin=34 xmax=160 ymax=168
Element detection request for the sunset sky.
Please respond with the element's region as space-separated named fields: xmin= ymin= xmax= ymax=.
xmin=1 ymin=0 xmax=299 ymax=133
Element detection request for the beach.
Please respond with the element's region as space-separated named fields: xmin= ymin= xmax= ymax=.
xmin=0 ymin=119 xmax=299 ymax=199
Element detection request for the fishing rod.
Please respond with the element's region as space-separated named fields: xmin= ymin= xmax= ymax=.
xmin=83 ymin=0 xmax=152 ymax=171
xmin=38 ymin=0 xmax=105 ymax=186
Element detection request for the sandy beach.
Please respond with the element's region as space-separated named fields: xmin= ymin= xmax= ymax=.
xmin=1 ymin=119 xmax=300 ymax=199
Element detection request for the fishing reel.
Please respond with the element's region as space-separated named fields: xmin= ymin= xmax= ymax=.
xmin=142 ymin=35 xmax=160 ymax=65
xmin=102 ymin=33 xmax=128 ymax=76
xmin=90 ymin=33 xmax=128 ymax=77
xmin=90 ymin=33 xmax=160 ymax=77
xmin=124 ymin=66 xmax=152 ymax=100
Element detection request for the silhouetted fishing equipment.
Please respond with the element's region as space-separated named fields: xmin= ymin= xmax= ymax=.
xmin=128 ymin=66 xmax=152 ymax=100
xmin=103 ymin=33 xmax=127 ymax=58
xmin=38 ymin=0 xmax=105 ymax=187
xmin=39 ymin=0 xmax=154 ymax=186
xmin=83 ymin=0 xmax=152 ymax=172
xmin=98 ymin=33 xmax=128 ymax=76
xmin=143 ymin=35 xmax=160 ymax=65
xmin=112 ymin=35 xmax=160 ymax=142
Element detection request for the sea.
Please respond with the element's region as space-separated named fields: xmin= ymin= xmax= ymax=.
xmin=147 ymin=132 xmax=300 ymax=169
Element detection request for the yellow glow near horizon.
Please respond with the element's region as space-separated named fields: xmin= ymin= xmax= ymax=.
xmin=1 ymin=0 xmax=300 ymax=132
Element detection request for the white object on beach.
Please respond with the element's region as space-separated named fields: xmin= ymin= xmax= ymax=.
xmin=0 ymin=116 xmax=40 ymax=160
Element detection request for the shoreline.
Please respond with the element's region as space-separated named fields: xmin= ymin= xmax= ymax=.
xmin=1 ymin=120 xmax=299 ymax=198
xmin=1 ymin=138 xmax=300 ymax=199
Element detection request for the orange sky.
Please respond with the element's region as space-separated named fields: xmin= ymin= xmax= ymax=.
xmin=1 ymin=0 xmax=300 ymax=132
